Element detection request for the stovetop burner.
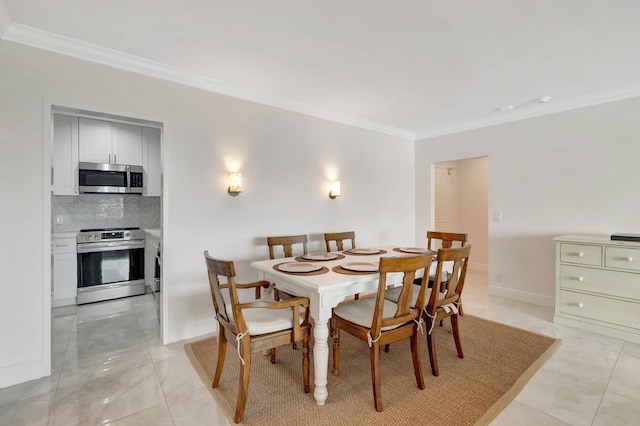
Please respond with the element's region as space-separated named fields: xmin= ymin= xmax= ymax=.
xmin=80 ymin=227 xmax=140 ymax=232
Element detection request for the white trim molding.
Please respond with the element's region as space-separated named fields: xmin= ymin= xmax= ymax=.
xmin=2 ymin=20 xmax=637 ymax=143
xmin=1 ymin=23 xmax=415 ymax=141
xmin=488 ymin=285 xmax=555 ymax=308
xmin=416 ymin=84 xmax=640 ymax=141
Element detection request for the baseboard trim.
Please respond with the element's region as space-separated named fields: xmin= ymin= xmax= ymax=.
xmin=469 ymin=262 xmax=488 ymax=272
xmin=488 ymin=285 xmax=554 ymax=308
xmin=166 ymin=317 xmax=217 ymax=345
xmin=0 ymin=358 xmax=49 ymax=389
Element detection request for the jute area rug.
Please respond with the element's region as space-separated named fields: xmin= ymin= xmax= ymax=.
xmin=185 ymin=315 xmax=559 ymax=425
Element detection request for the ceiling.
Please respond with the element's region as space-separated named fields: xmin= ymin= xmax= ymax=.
xmin=1 ymin=0 xmax=638 ymax=140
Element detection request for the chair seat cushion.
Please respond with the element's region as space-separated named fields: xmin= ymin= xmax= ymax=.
xmin=384 ymin=285 xmax=443 ymax=308
xmin=226 ymin=304 xmax=302 ymax=336
xmin=333 ymin=297 xmax=408 ymax=331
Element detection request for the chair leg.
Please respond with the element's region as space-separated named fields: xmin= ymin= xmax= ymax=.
xmin=234 ymin=345 xmax=251 ymax=423
xmin=269 ymin=348 xmax=276 ymax=364
xmin=331 ymin=319 xmax=340 ymax=376
xmin=369 ymin=344 xmax=383 ymax=412
xmin=451 ymin=314 xmax=464 ymax=359
xmin=410 ymin=330 xmax=425 ymax=390
xmin=302 ymin=333 xmax=311 ymax=393
xmin=426 ymin=318 xmax=439 ymax=376
xmin=212 ymin=330 xmax=227 ymax=388
xmin=384 ymin=344 xmax=390 ymax=352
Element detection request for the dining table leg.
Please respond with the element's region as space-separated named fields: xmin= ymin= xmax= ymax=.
xmin=312 ymin=319 xmax=330 ymax=406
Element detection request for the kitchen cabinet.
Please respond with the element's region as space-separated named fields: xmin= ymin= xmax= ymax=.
xmin=143 ymin=127 xmax=161 ymax=196
xmin=554 ymin=234 xmax=640 ymax=344
xmin=52 ymin=114 xmax=79 ymax=195
xmin=52 ymin=236 xmax=77 ymax=307
xmin=79 ymin=118 xmax=143 ymax=166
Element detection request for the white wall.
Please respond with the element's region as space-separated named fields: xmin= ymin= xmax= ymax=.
xmin=0 ymin=40 xmax=415 ymax=387
xmin=416 ymin=96 xmax=640 ymax=306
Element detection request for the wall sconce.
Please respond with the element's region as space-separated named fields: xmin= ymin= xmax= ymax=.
xmin=329 ymin=180 xmax=341 ymax=199
xmin=228 ymin=172 xmax=242 ymax=196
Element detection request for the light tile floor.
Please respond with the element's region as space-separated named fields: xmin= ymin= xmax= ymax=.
xmin=1 ymin=270 xmax=638 ymax=425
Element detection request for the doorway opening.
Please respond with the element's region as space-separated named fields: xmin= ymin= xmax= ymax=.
xmin=433 ymin=156 xmax=488 ymax=272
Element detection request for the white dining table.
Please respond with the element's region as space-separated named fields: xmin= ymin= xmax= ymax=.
xmin=250 ymin=245 xmax=436 ymax=406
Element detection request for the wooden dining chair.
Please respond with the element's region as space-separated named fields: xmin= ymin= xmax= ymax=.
xmin=324 ymin=231 xmax=356 ymax=252
xmin=426 ymin=230 xmax=468 ymax=251
xmin=330 ymin=253 xmax=434 ymax=412
xmin=424 ymin=245 xmax=471 ymax=376
xmin=425 ymin=231 xmax=468 ymax=315
xmin=324 ymin=231 xmax=361 ymax=300
xmin=267 ymin=234 xmax=308 ymax=300
xmin=204 ymin=251 xmax=311 ymax=423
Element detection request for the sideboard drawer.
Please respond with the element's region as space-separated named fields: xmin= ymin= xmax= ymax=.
xmin=559 ymin=265 xmax=640 ymax=301
xmin=605 ymin=247 xmax=640 ymax=272
xmin=559 ymin=290 xmax=640 ymax=330
xmin=560 ymin=244 xmax=602 ymax=266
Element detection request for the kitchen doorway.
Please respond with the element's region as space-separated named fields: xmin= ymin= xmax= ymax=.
xmin=434 ymin=156 xmax=488 ymax=272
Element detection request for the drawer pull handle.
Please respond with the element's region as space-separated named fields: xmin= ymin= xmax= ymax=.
xmin=578 ymin=252 xmax=584 ymax=258
xmin=577 ymin=302 xmax=584 ymax=308
xmin=626 ymin=257 xmax=633 ymax=262
xmin=577 ymin=276 xmax=584 ymax=282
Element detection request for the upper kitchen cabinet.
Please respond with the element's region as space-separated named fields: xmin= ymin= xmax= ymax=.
xmin=53 ymin=114 xmax=79 ymax=195
xmin=143 ymin=127 xmax=162 ymax=196
xmin=79 ymin=118 xmax=143 ymax=166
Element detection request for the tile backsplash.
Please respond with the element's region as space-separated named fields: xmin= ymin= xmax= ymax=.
xmin=52 ymin=194 xmax=161 ymax=232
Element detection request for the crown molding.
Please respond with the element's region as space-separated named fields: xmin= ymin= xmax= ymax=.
xmin=416 ymin=84 xmax=640 ymax=141
xmin=4 ymin=21 xmax=636 ymax=143
xmin=1 ymin=23 xmax=415 ymax=140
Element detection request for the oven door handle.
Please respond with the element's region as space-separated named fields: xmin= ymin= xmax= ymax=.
xmin=77 ymin=241 xmax=144 ymax=253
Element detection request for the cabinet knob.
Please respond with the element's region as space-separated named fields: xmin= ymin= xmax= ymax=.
xmin=577 ymin=276 xmax=584 ymax=282
xmin=578 ymin=252 xmax=584 ymax=258
xmin=626 ymin=257 xmax=633 ymax=262
xmin=577 ymin=302 xmax=584 ymax=308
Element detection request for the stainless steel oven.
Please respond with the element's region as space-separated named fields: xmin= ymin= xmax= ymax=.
xmin=76 ymin=227 xmax=145 ymax=304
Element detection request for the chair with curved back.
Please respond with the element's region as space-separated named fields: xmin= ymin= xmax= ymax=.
xmin=267 ymin=234 xmax=308 ymax=302
xmin=324 ymin=231 xmax=356 ymax=252
xmin=425 ymin=231 xmax=468 ymax=314
xmin=423 ymin=244 xmax=472 ymax=376
xmin=330 ymin=253 xmax=434 ymax=411
xmin=204 ymin=251 xmax=311 ymax=423
xmin=324 ymin=231 xmax=360 ymax=299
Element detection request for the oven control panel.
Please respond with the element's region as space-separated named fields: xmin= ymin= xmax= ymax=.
xmin=77 ymin=229 xmax=145 ymax=243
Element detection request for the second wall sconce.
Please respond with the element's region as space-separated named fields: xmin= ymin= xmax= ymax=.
xmin=228 ymin=172 xmax=242 ymax=196
xmin=329 ymin=180 xmax=341 ymax=199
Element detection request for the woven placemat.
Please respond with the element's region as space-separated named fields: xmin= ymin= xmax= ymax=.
xmin=332 ymin=265 xmax=378 ymax=275
xmin=342 ymin=249 xmax=388 ymax=256
xmin=273 ymin=262 xmax=329 ymax=275
xmin=295 ymin=254 xmax=346 ymax=262
xmin=391 ymin=247 xmax=434 ymax=255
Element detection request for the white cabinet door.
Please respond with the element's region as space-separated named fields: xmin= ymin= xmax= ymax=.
xmin=53 ymin=115 xmax=79 ymax=195
xmin=52 ymin=237 xmax=77 ymax=307
xmin=78 ymin=118 xmax=113 ymax=163
xmin=79 ymin=118 xmax=143 ymax=165
xmin=143 ymin=127 xmax=161 ymax=196
xmin=113 ymin=123 xmax=143 ymax=165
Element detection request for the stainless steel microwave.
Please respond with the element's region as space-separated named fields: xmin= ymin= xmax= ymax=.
xmin=78 ymin=162 xmax=144 ymax=194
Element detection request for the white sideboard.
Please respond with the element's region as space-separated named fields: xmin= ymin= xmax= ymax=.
xmin=554 ymin=234 xmax=640 ymax=343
